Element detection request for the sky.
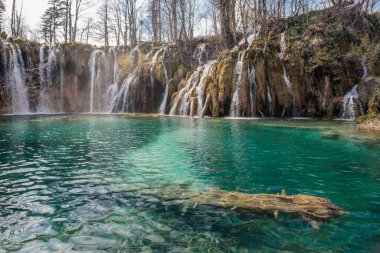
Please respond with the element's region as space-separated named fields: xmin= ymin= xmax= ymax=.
xmin=4 ymin=0 xmax=99 ymax=32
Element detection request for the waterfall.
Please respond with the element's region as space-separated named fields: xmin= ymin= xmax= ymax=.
xmin=105 ymin=48 xmax=120 ymax=112
xmin=47 ymin=47 xmax=57 ymax=88
xmin=2 ymin=42 xmax=7 ymax=67
xmin=230 ymin=51 xmax=247 ymax=117
xmin=158 ymin=46 xmax=170 ymax=114
xmin=193 ymin=44 xmax=208 ymax=66
xmin=89 ymin=50 xmax=98 ymax=113
xmin=169 ymin=67 xmax=202 ymax=115
xmin=279 ymin=32 xmax=297 ymax=116
xmin=341 ymin=85 xmax=360 ymax=120
xmin=248 ymin=63 xmax=257 ymax=116
xmin=38 ymin=46 xmax=46 ymax=112
xmin=60 ymin=52 xmax=65 ymax=112
xmin=361 ymin=58 xmax=367 ymax=81
xmin=340 ymin=58 xmax=367 ymax=119
xmin=196 ymin=61 xmax=216 ymax=116
xmin=247 ymin=27 xmax=261 ymax=46
xmin=111 ymin=48 xmax=120 ymax=85
xmin=88 ymin=50 xmax=107 ymax=112
xmin=267 ymin=84 xmax=272 ymax=104
xmin=110 ymin=69 xmax=139 ymax=112
xmin=4 ymin=43 xmax=29 ymax=114
xmin=150 ymin=47 xmax=165 ymax=107
xmin=38 ymin=46 xmax=55 ymax=113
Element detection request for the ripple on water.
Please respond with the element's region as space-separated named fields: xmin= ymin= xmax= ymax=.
xmin=0 ymin=115 xmax=378 ymax=252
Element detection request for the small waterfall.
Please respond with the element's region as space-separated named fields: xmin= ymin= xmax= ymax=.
xmin=110 ymin=69 xmax=139 ymax=112
xmin=341 ymin=85 xmax=360 ymax=120
xmin=38 ymin=46 xmax=46 ymax=111
xmin=4 ymin=43 xmax=30 ymax=114
xmin=247 ymin=27 xmax=260 ymax=46
xmin=47 ymin=47 xmax=58 ymax=88
xmin=158 ymin=47 xmax=170 ymax=114
xmin=88 ymin=50 xmax=107 ymax=112
xmin=230 ymin=51 xmax=247 ymax=117
xmin=279 ymin=32 xmax=297 ymax=116
xmin=150 ymin=47 xmax=164 ymax=107
xmin=2 ymin=42 xmax=7 ymax=67
xmin=131 ymin=45 xmax=140 ymax=67
xmin=267 ymin=84 xmax=272 ymax=104
xmin=361 ymin=58 xmax=367 ymax=81
xmin=248 ymin=63 xmax=257 ymax=116
xmin=196 ymin=60 xmax=216 ymax=116
xmin=169 ymin=67 xmax=202 ymax=115
xmin=105 ymin=48 xmax=120 ymax=112
xmin=60 ymin=52 xmax=65 ymax=112
xmin=38 ymin=46 xmax=55 ymax=113
xmin=193 ymin=44 xmax=208 ymax=66
xmin=340 ymin=58 xmax=367 ymax=119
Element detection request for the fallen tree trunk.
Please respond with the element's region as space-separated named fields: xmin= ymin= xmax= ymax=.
xmin=119 ymin=184 xmax=343 ymax=222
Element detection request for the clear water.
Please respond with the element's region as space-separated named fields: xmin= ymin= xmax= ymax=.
xmin=0 ymin=115 xmax=379 ymax=252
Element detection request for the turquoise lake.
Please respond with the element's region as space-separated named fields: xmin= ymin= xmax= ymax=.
xmin=0 ymin=115 xmax=379 ymax=252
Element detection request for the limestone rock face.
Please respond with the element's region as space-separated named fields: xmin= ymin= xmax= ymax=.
xmin=0 ymin=11 xmax=379 ymax=118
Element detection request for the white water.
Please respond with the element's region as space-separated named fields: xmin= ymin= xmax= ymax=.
xmin=361 ymin=58 xmax=368 ymax=81
xmin=4 ymin=43 xmax=30 ymax=113
xmin=193 ymin=44 xmax=208 ymax=66
xmin=110 ymin=69 xmax=139 ymax=112
xmin=150 ymin=48 xmax=164 ymax=108
xmin=169 ymin=67 xmax=202 ymax=115
xmin=158 ymin=47 xmax=170 ymax=114
xmin=38 ymin=46 xmax=57 ymax=113
xmin=342 ymin=85 xmax=360 ymax=120
xmin=38 ymin=46 xmax=48 ymax=112
xmin=279 ymin=32 xmax=297 ymax=116
xmin=340 ymin=58 xmax=368 ymax=119
xmin=248 ymin=63 xmax=257 ymax=116
xmin=105 ymin=48 xmax=120 ymax=112
xmin=230 ymin=51 xmax=247 ymax=117
xmin=60 ymin=53 xmax=65 ymax=112
xmin=196 ymin=61 xmax=216 ymax=116
xmin=267 ymin=84 xmax=272 ymax=104
xmin=89 ymin=50 xmax=108 ymax=112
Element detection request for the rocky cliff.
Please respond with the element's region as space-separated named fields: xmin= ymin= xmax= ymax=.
xmin=0 ymin=9 xmax=379 ymax=120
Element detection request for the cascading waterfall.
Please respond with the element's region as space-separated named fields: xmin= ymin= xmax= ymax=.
xmin=267 ymin=84 xmax=272 ymax=104
xmin=60 ymin=52 xmax=65 ymax=112
xmin=110 ymin=69 xmax=139 ymax=112
xmin=196 ymin=61 xmax=216 ymax=116
xmin=248 ymin=63 xmax=257 ymax=116
xmin=341 ymin=58 xmax=368 ymax=119
xmin=361 ymin=58 xmax=368 ymax=80
xmin=89 ymin=49 xmax=107 ymax=112
xmin=169 ymin=67 xmax=202 ymax=115
xmin=109 ymin=47 xmax=140 ymax=113
xmin=193 ymin=44 xmax=208 ymax=66
xmin=230 ymin=51 xmax=247 ymax=117
xmin=105 ymin=48 xmax=120 ymax=112
xmin=158 ymin=46 xmax=170 ymax=114
xmin=150 ymin=48 xmax=163 ymax=104
xmin=3 ymin=43 xmax=30 ymax=114
xmin=341 ymin=85 xmax=360 ymax=120
xmin=279 ymin=32 xmax=297 ymax=116
xmin=38 ymin=46 xmax=47 ymax=112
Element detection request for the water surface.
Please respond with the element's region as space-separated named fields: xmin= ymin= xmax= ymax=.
xmin=0 ymin=115 xmax=379 ymax=252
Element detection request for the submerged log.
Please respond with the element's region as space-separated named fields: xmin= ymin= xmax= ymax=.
xmin=122 ymin=184 xmax=343 ymax=222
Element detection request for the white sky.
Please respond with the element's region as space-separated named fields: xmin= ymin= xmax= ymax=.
xmin=4 ymin=0 xmax=99 ymax=32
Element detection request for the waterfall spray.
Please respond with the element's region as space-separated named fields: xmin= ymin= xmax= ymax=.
xmin=230 ymin=51 xmax=247 ymax=117
xmin=4 ymin=43 xmax=30 ymax=114
xmin=158 ymin=46 xmax=170 ymax=114
xmin=279 ymin=32 xmax=297 ymax=116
